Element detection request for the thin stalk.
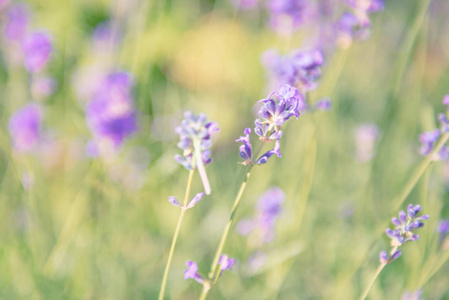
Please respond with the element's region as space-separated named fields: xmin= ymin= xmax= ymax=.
xmin=158 ymin=169 xmax=195 ymax=300
xmin=359 ymin=246 xmax=398 ymax=300
xmin=198 ymin=167 xmax=253 ymax=300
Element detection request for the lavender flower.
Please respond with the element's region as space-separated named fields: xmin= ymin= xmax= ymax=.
xmin=437 ymin=219 xmax=449 ymax=248
xmin=419 ymin=129 xmax=440 ymax=156
xmin=8 ymin=103 xmax=42 ymax=152
xmin=218 ymin=254 xmax=236 ymax=272
xmin=237 ymin=128 xmax=282 ymax=166
xmin=401 ymin=289 xmax=424 ymax=300
xmin=237 ymin=187 xmax=285 ymax=244
xmin=315 ymin=98 xmax=332 ymax=111
xmin=4 ymin=4 xmax=29 ymax=42
xmin=174 ymin=112 xmax=219 ymax=195
xmin=184 ymin=261 xmax=204 ymax=284
xmin=262 ymin=49 xmax=324 ymax=93
xmin=22 ymin=32 xmax=52 ymax=73
xmin=266 ymin=0 xmax=314 ymax=33
xmin=354 ymin=124 xmax=379 ymax=162
xmin=85 ymin=71 xmax=138 ymax=148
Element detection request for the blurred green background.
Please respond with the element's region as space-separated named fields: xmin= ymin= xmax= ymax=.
xmin=1 ymin=0 xmax=449 ymax=299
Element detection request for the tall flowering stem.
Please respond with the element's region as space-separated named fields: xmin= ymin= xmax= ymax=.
xmin=158 ymin=169 xmax=195 ymax=300
xmin=159 ymin=111 xmax=217 ymax=300
xmin=198 ymin=84 xmax=302 ymax=299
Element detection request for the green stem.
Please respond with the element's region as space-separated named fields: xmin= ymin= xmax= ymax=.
xmin=158 ymin=169 xmax=195 ymax=300
xmin=198 ymin=167 xmax=254 ymax=300
xmin=359 ymin=246 xmax=398 ymax=300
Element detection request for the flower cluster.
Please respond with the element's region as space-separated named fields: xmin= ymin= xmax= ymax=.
xmin=237 ymin=85 xmax=303 ymax=166
xmin=262 ymin=49 xmax=324 ymax=94
xmin=237 ymin=187 xmax=285 ymax=244
xmin=174 ymin=112 xmax=219 ymax=194
xmin=85 ymin=71 xmax=138 ymax=150
xmin=380 ymin=204 xmax=429 ymax=264
xmin=335 ymin=0 xmax=384 ymax=48
xmin=266 ymin=0 xmax=314 ymax=34
xmin=8 ymin=103 xmax=42 ymax=153
xmin=417 ymin=95 xmax=449 ymax=160
xmin=184 ymin=254 xmax=235 ymax=284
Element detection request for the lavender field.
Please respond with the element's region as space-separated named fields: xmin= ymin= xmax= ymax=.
xmin=1 ymin=0 xmax=449 ymax=299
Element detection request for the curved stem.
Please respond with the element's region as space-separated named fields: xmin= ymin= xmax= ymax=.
xmin=359 ymin=246 xmax=398 ymax=300
xmin=199 ymin=167 xmax=254 ymax=300
xmin=158 ymin=169 xmax=195 ymax=300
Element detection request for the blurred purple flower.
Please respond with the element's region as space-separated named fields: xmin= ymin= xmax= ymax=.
xmin=218 ymin=254 xmax=236 ymax=272
xmin=266 ymin=0 xmax=315 ymax=33
xmin=184 ymin=261 xmax=204 ymax=284
xmin=354 ymin=123 xmax=379 ymax=162
xmin=4 ymin=4 xmax=29 ymax=42
xmin=174 ymin=111 xmax=219 ymax=195
xmin=401 ymin=289 xmax=424 ymax=300
xmin=315 ymin=98 xmax=332 ymax=111
xmin=237 ymin=187 xmax=285 ymax=243
xmin=22 ymin=32 xmax=52 ymax=73
xmin=86 ymin=71 xmax=138 ymax=148
xmin=262 ymin=49 xmax=324 ymax=93
xmin=31 ymin=76 xmax=57 ymax=99
xmin=419 ymin=129 xmax=440 ymax=156
xmin=8 ymin=103 xmax=42 ymax=152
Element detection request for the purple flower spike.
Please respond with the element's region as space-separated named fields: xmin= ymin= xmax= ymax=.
xmin=218 ymin=254 xmax=236 ymax=272
xmin=390 ymin=250 xmax=402 ymax=261
xmin=438 ymin=114 xmax=449 ymax=133
xmin=22 ymin=32 xmax=52 ymax=73
xmin=175 ymin=111 xmax=219 ymax=195
xmin=168 ymin=196 xmax=181 ymax=208
xmin=266 ymin=0 xmax=314 ymax=34
xmin=4 ymin=4 xmax=29 ymax=42
xmin=401 ymin=289 xmax=423 ymax=300
xmin=419 ymin=129 xmax=440 ymax=156
xmin=385 ymin=204 xmax=428 ymax=254
xmin=8 ymin=103 xmax=42 ymax=152
xmin=184 ymin=261 xmax=204 ymax=284
xmin=187 ymin=193 xmax=204 ymax=209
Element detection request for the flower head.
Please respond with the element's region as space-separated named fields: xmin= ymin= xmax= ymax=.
xmin=174 ymin=111 xmax=219 ymax=194
xmin=86 ymin=71 xmax=138 ymax=148
xmin=184 ymin=261 xmax=204 ymax=284
xmin=385 ymin=204 xmax=429 ymax=247
xmin=401 ymin=289 xmax=424 ymax=300
xmin=218 ymin=254 xmax=236 ymax=272
xmin=22 ymin=31 xmax=52 ymax=73
xmin=4 ymin=4 xmax=29 ymax=42
xmin=8 ymin=103 xmax=42 ymax=152
xmin=419 ymin=129 xmax=440 ymax=156
xmin=262 ymin=49 xmax=324 ymax=93
xmin=266 ymin=0 xmax=315 ymax=33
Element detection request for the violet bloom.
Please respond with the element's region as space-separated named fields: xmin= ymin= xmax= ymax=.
xmin=174 ymin=112 xmax=219 ymax=195
xmin=262 ymin=49 xmax=324 ymax=93
xmin=437 ymin=219 xmax=449 ymax=244
xmin=266 ymin=0 xmax=314 ymax=33
xmin=354 ymin=123 xmax=379 ymax=162
xmin=380 ymin=204 xmax=429 ymax=263
xmin=86 ymin=71 xmax=138 ymax=149
xmin=401 ymin=289 xmax=424 ymax=300
xmin=218 ymin=254 xmax=236 ymax=272
xmin=4 ymin=4 xmax=29 ymax=42
xmin=184 ymin=261 xmax=204 ymax=284
xmin=31 ymin=76 xmax=57 ymax=99
xmin=168 ymin=192 xmax=204 ymax=209
xmin=237 ymin=187 xmax=285 ymax=243
xmin=236 ymin=128 xmax=281 ymax=166
xmin=419 ymin=129 xmax=440 ymax=156
xmin=22 ymin=32 xmax=52 ymax=73
xmin=8 ymin=103 xmax=42 ymax=152
xmin=315 ymin=98 xmax=332 ymax=111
